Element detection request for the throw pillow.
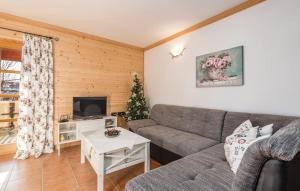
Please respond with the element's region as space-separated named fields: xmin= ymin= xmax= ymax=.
xmin=224 ymin=120 xmax=273 ymax=173
xmin=224 ymin=120 xmax=256 ymax=165
xmin=233 ymin=119 xmax=253 ymax=133
xmin=225 ymin=125 xmax=258 ymax=172
xmin=257 ymin=124 xmax=273 ymax=137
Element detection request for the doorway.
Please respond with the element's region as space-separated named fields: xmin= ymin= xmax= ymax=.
xmin=0 ymin=38 xmax=22 ymax=155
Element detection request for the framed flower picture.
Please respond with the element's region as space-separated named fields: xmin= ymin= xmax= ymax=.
xmin=196 ymin=46 xmax=243 ymax=88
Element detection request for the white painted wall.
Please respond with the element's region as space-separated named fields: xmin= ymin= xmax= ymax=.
xmin=144 ymin=0 xmax=300 ymax=116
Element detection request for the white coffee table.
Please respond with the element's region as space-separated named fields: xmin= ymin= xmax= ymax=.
xmin=80 ymin=127 xmax=150 ymax=191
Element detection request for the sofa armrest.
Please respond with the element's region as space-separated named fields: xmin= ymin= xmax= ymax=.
xmin=255 ymin=159 xmax=287 ymax=191
xmin=231 ymin=140 xmax=267 ymax=191
xmin=232 ymin=119 xmax=300 ymax=191
xmin=128 ymin=119 xmax=157 ymax=132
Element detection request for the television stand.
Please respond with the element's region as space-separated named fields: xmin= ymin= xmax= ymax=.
xmin=57 ymin=116 xmax=117 ymax=156
xmin=73 ymin=115 xmax=104 ymax=120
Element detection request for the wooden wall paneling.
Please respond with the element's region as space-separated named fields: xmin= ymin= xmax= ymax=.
xmin=0 ymin=14 xmax=144 ymax=145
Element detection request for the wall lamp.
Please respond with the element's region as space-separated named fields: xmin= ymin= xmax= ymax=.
xmin=170 ymin=45 xmax=185 ymax=59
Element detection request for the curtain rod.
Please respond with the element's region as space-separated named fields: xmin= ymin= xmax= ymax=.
xmin=0 ymin=26 xmax=59 ymax=41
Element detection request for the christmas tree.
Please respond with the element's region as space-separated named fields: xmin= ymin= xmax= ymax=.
xmin=125 ymin=74 xmax=149 ymax=121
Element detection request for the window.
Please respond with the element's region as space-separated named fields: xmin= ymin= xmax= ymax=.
xmin=0 ymin=46 xmax=22 ymax=145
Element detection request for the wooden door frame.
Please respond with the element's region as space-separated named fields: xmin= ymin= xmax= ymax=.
xmin=0 ymin=38 xmax=22 ymax=155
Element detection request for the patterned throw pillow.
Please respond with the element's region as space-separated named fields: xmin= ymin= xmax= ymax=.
xmin=224 ymin=120 xmax=273 ymax=173
xmin=233 ymin=120 xmax=253 ymax=133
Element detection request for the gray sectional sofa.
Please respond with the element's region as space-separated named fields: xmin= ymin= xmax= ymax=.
xmin=126 ymin=104 xmax=300 ymax=191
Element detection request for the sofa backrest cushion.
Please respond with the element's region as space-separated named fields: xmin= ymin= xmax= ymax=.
xmin=222 ymin=111 xmax=297 ymax=142
xmin=150 ymin=104 xmax=226 ymax=141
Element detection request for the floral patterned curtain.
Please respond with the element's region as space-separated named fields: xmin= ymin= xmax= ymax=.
xmin=15 ymin=34 xmax=54 ymax=159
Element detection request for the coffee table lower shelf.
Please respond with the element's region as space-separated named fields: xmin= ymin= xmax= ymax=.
xmin=80 ymin=139 xmax=150 ymax=191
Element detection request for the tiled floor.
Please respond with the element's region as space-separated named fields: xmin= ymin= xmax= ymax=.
xmin=0 ymin=145 xmax=161 ymax=191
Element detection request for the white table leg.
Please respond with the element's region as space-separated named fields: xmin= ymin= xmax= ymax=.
xmin=144 ymin=142 xmax=150 ymax=172
xmin=81 ymin=140 xmax=85 ymax=164
xmin=97 ymin=154 xmax=105 ymax=191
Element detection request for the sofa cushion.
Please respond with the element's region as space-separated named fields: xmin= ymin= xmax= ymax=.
xmin=150 ymin=104 xmax=226 ymax=141
xmin=185 ymin=143 xmax=226 ymax=164
xmin=128 ymin=119 xmax=157 ymax=132
xmin=222 ymin=111 xmax=297 ymax=142
xmin=137 ymin=125 xmax=218 ymax=156
xmin=136 ymin=125 xmax=167 ymax=148
xmin=125 ymin=143 xmax=233 ymax=191
xmin=162 ymin=130 xmax=219 ymax=157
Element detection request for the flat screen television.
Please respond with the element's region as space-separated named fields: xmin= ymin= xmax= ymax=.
xmin=73 ymin=97 xmax=107 ymax=118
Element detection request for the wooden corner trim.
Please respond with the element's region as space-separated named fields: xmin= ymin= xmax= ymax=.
xmin=0 ymin=0 xmax=265 ymax=52
xmin=144 ymin=0 xmax=266 ymax=51
xmin=0 ymin=12 xmax=143 ymax=51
